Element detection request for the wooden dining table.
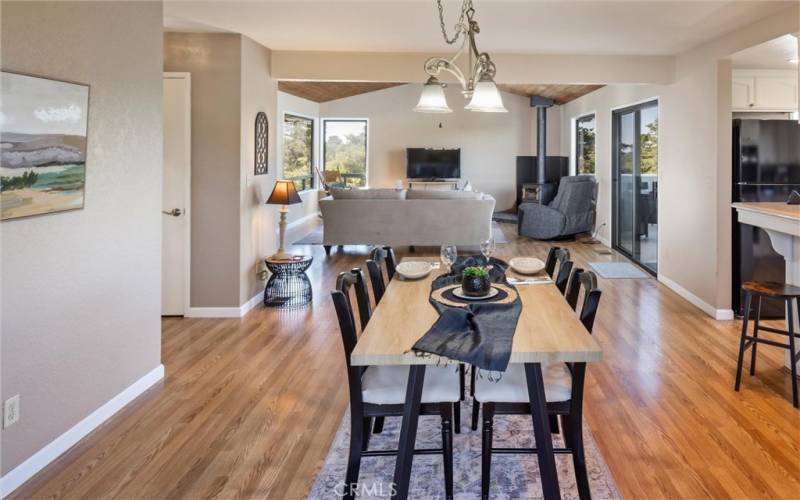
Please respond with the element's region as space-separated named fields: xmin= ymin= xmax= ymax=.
xmin=350 ymin=256 xmax=603 ymax=500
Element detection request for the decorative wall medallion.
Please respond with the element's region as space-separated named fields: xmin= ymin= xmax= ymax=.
xmin=254 ymin=111 xmax=268 ymax=175
xmin=1 ymin=71 xmax=90 ymax=221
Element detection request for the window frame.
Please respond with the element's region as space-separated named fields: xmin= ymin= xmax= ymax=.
xmin=282 ymin=112 xmax=316 ymax=192
xmin=321 ymin=118 xmax=369 ymax=188
xmin=573 ymin=113 xmax=597 ymax=176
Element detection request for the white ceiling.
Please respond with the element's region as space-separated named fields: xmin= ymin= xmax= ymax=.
xmin=731 ymin=34 xmax=799 ymax=69
xmin=164 ymin=1 xmax=796 ymax=56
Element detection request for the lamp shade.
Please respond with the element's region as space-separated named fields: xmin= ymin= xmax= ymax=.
xmin=413 ymin=77 xmax=452 ymax=113
xmin=465 ymin=76 xmax=508 ymax=113
xmin=267 ymin=179 xmax=302 ymax=205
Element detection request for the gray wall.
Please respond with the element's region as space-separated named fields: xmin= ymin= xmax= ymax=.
xmin=164 ymin=33 xmax=243 ymax=308
xmin=0 ymin=1 xmax=163 ymax=473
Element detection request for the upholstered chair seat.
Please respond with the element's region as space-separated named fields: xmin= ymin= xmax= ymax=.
xmin=474 ymin=363 xmax=572 ymax=403
xmin=362 ymin=365 xmax=461 ymax=405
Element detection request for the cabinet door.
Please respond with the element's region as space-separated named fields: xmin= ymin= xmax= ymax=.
xmin=754 ymin=76 xmax=798 ymax=111
xmin=732 ymin=77 xmax=755 ymax=110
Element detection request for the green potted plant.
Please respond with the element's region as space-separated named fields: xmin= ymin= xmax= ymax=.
xmin=462 ymin=266 xmax=491 ymax=297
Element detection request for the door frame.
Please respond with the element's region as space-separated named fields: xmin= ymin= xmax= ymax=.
xmin=611 ymin=98 xmax=659 ymax=276
xmin=163 ymin=72 xmax=192 ymax=316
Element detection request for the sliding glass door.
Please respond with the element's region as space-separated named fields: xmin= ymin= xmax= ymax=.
xmin=612 ymin=101 xmax=658 ymax=274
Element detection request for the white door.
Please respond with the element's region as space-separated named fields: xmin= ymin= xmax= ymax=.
xmin=731 ymin=77 xmax=754 ymax=110
xmin=162 ymin=74 xmax=191 ymax=315
xmin=754 ymin=76 xmax=798 ymax=111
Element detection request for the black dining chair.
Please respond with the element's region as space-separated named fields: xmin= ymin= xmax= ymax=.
xmin=332 ymin=269 xmax=459 ymax=500
xmin=366 ymin=246 xmax=397 ymax=304
xmin=473 ymin=269 xmax=602 ymax=500
xmin=545 ymin=247 xmax=574 ymax=294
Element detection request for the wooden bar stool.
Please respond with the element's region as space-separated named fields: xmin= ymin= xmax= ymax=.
xmin=735 ymin=281 xmax=800 ymax=408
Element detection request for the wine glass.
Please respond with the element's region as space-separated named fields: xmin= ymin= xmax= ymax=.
xmin=480 ymin=237 xmax=496 ymax=266
xmin=440 ymin=244 xmax=457 ymax=273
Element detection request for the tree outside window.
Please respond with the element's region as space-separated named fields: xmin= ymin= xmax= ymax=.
xmin=323 ymin=120 xmax=367 ymax=188
xmin=575 ymin=114 xmax=596 ymax=175
xmin=283 ymin=114 xmax=314 ymax=191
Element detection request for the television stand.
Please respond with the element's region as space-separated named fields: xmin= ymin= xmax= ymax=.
xmin=407 ymin=179 xmax=459 ymax=191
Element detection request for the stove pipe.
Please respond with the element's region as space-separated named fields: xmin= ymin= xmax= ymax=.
xmin=530 ymin=95 xmax=554 ymax=182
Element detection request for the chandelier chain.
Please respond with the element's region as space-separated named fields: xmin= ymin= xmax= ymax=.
xmin=436 ymin=0 xmax=472 ymax=45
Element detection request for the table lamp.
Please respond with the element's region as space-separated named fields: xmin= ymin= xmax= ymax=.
xmin=267 ymin=179 xmax=303 ymax=260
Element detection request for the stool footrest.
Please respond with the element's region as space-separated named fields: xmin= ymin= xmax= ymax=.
xmin=756 ymin=325 xmax=800 ymax=338
xmin=743 ymin=335 xmax=792 ymax=350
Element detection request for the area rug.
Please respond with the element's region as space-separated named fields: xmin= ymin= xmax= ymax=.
xmin=293 ymin=221 xmax=509 ymax=246
xmin=492 ymin=212 xmax=518 ymax=224
xmin=308 ymin=408 xmax=620 ymax=499
xmin=588 ymin=262 xmax=649 ymax=279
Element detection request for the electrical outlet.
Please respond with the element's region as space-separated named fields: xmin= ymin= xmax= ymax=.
xmin=4 ymin=395 xmax=20 ymax=428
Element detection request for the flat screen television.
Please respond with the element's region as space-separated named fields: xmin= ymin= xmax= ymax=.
xmin=406 ymin=148 xmax=461 ymax=179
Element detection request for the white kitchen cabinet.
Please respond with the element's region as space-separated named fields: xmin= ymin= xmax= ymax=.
xmin=732 ymin=70 xmax=798 ymax=112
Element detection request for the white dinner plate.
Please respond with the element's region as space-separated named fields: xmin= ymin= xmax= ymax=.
xmin=396 ymin=261 xmax=433 ymax=280
xmin=509 ymin=257 xmax=546 ymax=275
xmin=451 ymin=286 xmax=500 ymax=301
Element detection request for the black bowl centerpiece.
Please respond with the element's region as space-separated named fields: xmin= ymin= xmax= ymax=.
xmin=461 ymin=266 xmax=492 ymax=297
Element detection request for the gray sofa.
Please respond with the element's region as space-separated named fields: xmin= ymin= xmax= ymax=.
xmin=518 ymin=175 xmax=596 ymax=240
xmin=319 ymin=188 xmax=495 ymax=253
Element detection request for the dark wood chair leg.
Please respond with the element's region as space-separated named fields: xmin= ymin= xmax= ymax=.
xmin=454 ymin=401 xmax=461 ymax=434
xmin=750 ymin=295 xmax=762 ymax=376
xmin=344 ymin=408 xmax=364 ymax=500
xmin=565 ymin=413 xmax=591 ymax=500
xmin=323 ymin=245 xmax=332 ymax=256
xmin=471 ymin=368 xmax=480 ymax=431
xmin=361 ymin=417 xmax=372 ymax=451
xmin=481 ymin=402 xmax=495 ymax=500
xmin=440 ymin=403 xmax=454 ymax=500
xmin=372 ymin=416 xmax=384 ymax=434
xmin=788 ymin=298 xmax=798 ymax=408
xmin=549 ymin=414 xmax=560 ymax=434
xmin=524 ymin=363 xmax=560 ymax=500
xmin=735 ymin=292 xmax=752 ymax=391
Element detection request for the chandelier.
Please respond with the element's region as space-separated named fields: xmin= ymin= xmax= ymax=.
xmin=414 ymin=0 xmax=507 ymax=113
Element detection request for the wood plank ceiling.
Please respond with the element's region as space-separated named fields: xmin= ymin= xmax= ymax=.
xmin=279 ymin=81 xmax=603 ymax=105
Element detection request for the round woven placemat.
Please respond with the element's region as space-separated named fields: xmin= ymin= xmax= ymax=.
xmin=432 ymin=283 xmax=519 ymax=308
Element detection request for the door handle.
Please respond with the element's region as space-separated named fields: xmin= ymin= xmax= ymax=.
xmin=162 ymin=208 xmax=182 ymax=217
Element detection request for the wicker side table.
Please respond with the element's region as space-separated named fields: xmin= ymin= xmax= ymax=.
xmin=263 ymin=255 xmax=313 ymax=308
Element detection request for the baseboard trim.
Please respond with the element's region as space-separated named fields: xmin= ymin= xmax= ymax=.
xmin=186 ymin=292 xmax=263 ymax=319
xmin=0 ymin=364 xmax=165 ymax=498
xmin=658 ymin=275 xmax=734 ymax=320
xmin=597 ymin=235 xmax=612 ymax=248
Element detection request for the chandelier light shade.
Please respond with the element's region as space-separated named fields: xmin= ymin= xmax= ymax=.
xmin=413 ymin=77 xmax=453 ymax=113
xmin=465 ymin=76 xmax=507 ymax=112
xmin=415 ymin=0 xmax=507 ymax=113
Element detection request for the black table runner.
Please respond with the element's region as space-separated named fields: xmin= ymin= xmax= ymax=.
xmin=411 ymin=256 xmax=522 ymax=372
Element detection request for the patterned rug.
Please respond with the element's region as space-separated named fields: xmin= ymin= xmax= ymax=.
xmin=293 ymin=221 xmax=510 ymax=246
xmin=308 ymin=407 xmax=620 ymax=499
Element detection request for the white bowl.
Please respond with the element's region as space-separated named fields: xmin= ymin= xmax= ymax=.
xmin=396 ymin=261 xmax=433 ymax=280
xmin=509 ymin=257 xmax=546 ymax=275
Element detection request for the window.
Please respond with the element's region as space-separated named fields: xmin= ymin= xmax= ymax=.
xmin=323 ymin=119 xmax=368 ymax=188
xmin=282 ymin=114 xmax=314 ymax=191
xmin=575 ymin=114 xmax=596 ymax=175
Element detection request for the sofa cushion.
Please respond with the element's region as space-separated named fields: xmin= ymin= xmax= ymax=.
xmin=331 ymin=188 xmax=406 ymax=200
xmin=406 ymin=189 xmax=482 ymax=200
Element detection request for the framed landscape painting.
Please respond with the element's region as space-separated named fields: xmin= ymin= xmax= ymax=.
xmin=1 ymin=71 xmax=89 ymax=221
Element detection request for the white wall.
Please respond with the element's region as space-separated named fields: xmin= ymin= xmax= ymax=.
xmin=277 ymin=91 xmax=321 ymax=224
xmin=1 ymin=0 xmax=163 ymax=478
xmin=320 ymin=84 xmax=534 ymax=211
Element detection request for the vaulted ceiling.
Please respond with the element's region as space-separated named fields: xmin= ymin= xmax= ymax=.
xmin=278 ymin=81 xmax=604 ymax=105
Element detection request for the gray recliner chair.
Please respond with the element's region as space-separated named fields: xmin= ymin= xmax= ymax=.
xmin=518 ymin=175 xmax=597 ymax=240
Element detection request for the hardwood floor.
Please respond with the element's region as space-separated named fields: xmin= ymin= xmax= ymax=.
xmin=11 ymin=225 xmax=800 ymax=499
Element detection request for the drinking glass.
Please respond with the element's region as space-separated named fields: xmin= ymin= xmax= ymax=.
xmin=440 ymin=244 xmax=458 ymax=273
xmin=480 ymin=237 xmax=496 ymax=265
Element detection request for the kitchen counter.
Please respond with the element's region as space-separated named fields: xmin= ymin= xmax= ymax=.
xmin=733 ymin=202 xmax=800 ymax=374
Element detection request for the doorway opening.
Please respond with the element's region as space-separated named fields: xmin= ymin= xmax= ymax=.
xmin=612 ymin=100 xmax=659 ymax=274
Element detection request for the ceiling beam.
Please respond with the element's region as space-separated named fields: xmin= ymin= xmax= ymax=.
xmin=271 ymin=51 xmax=676 ymax=85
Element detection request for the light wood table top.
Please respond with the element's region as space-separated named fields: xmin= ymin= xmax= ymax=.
xmin=351 ymin=257 xmax=603 ymax=366
xmin=732 ymin=202 xmax=800 ymax=221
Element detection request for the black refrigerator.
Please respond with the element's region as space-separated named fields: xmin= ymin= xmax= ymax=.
xmin=732 ymin=119 xmax=800 ymax=318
